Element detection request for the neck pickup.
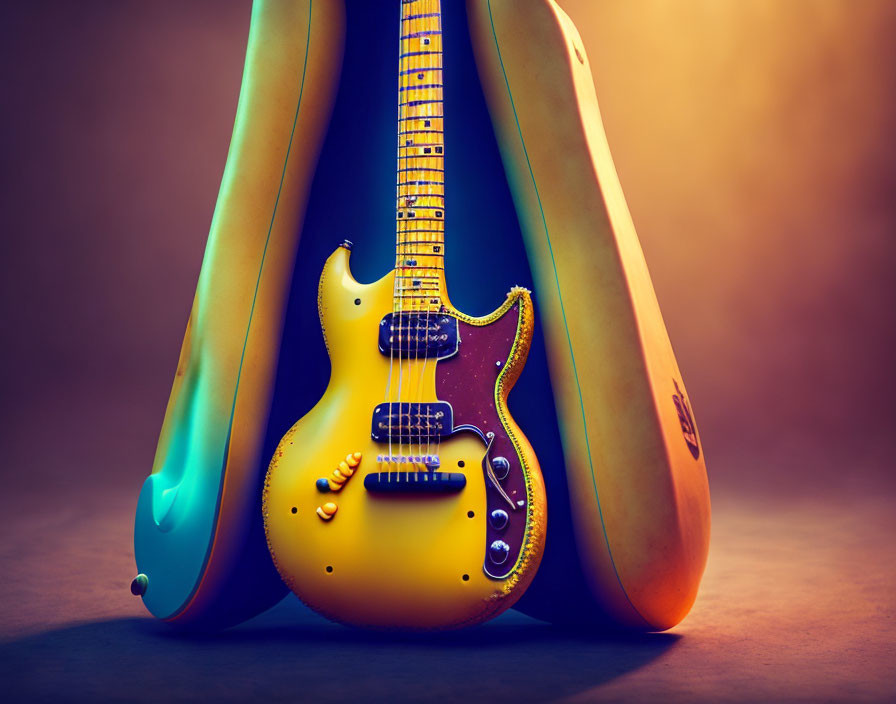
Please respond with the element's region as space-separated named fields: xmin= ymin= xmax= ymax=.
xmin=378 ymin=312 xmax=458 ymax=359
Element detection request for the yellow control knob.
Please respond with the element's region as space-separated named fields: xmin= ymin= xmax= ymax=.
xmin=333 ymin=470 xmax=346 ymax=481
xmin=346 ymin=453 xmax=361 ymax=468
xmin=316 ymin=502 xmax=338 ymax=521
xmin=351 ymin=452 xmax=362 ymax=464
xmin=337 ymin=461 xmax=353 ymax=476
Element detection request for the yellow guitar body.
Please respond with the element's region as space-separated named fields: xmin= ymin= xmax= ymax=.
xmin=263 ymin=246 xmax=545 ymax=629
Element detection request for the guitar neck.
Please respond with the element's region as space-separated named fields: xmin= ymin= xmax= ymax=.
xmin=394 ymin=0 xmax=445 ymax=313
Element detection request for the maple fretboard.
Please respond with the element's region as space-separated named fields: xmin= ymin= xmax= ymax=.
xmin=394 ymin=0 xmax=445 ymax=313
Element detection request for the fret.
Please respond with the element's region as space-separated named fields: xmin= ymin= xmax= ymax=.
xmin=400 ymin=110 xmax=444 ymax=119
xmin=398 ymin=166 xmax=445 ymax=174
xmin=399 ymin=84 xmax=443 ymax=92
xmin=399 ymin=99 xmax=443 ymax=108
xmin=399 ymin=192 xmax=444 ymax=201
xmin=400 ymin=51 xmax=441 ymax=59
xmin=398 ymin=183 xmax=444 ymax=191
xmin=401 ymin=31 xmax=442 ymax=40
xmin=399 ymin=67 xmax=443 ymax=76
xmin=403 ymin=13 xmax=441 ymax=22
xmin=398 ymin=194 xmax=444 ymax=202
xmin=398 ymin=255 xmax=443 ymax=263
xmin=398 ymin=194 xmax=441 ymax=202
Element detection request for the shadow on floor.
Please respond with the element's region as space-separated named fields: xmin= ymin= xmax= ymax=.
xmin=0 ymin=598 xmax=679 ymax=702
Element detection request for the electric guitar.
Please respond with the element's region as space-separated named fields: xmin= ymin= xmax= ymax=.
xmin=134 ymin=0 xmax=709 ymax=633
xmin=262 ymin=0 xmax=546 ymax=629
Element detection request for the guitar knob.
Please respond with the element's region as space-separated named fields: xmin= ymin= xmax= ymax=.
xmin=489 ymin=509 xmax=509 ymax=530
xmin=489 ymin=540 xmax=510 ymax=564
xmin=491 ymin=456 xmax=510 ymax=480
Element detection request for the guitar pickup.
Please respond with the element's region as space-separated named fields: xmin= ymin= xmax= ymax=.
xmin=371 ymin=402 xmax=453 ymax=443
xmin=378 ymin=312 xmax=458 ymax=359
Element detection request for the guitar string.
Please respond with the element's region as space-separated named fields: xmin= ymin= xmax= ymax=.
xmin=433 ymin=0 xmax=444 ymax=471
xmin=408 ymin=3 xmax=438 ymax=471
xmin=407 ymin=0 xmax=441 ymax=473
xmin=415 ymin=0 xmax=436 ymax=471
xmin=402 ymin=0 xmax=419 ymax=477
xmin=399 ymin=0 xmax=425 ymax=476
xmin=386 ymin=0 xmax=403 ymax=478
xmin=396 ymin=0 xmax=408 ymax=477
xmin=389 ymin=0 xmax=444 ymax=475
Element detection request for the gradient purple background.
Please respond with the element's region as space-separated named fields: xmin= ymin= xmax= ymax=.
xmin=0 ymin=2 xmax=893 ymax=701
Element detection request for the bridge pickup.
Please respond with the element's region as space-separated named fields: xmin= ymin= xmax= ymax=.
xmin=364 ymin=472 xmax=466 ymax=494
xmin=371 ymin=402 xmax=453 ymax=443
xmin=378 ymin=312 xmax=459 ymax=359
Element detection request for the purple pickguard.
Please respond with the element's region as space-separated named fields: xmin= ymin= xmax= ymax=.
xmin=436 ymin=303 xmax=528 ymax=580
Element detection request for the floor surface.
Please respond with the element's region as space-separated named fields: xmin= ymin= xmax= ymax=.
xmin=1 ymin=482 xmax=893 ymax=703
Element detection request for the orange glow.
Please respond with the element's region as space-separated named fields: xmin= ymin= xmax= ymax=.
xmin=559 ymin=0 xmax=896 ymax=492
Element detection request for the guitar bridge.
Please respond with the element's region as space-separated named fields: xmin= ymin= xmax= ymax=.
xmin=364 ymin=471 xmax=466 ymax=494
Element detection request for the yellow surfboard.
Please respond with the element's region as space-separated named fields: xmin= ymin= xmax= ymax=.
xmin=469 ymin=0 xmax=710 ymax=630
xmin=131 ymin=0 xmax=344 ymax=628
